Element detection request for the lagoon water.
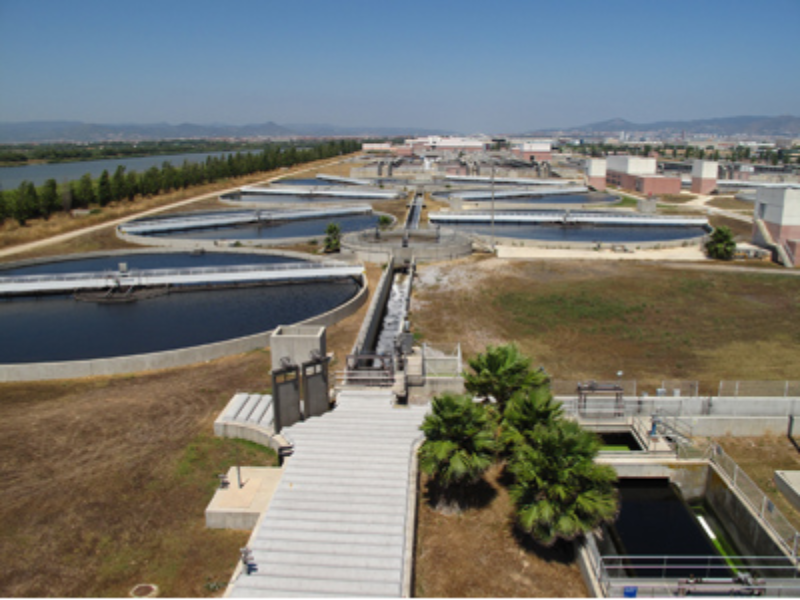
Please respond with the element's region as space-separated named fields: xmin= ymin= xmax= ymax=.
xmin=0 ymin=151 xmax=255 ymax=189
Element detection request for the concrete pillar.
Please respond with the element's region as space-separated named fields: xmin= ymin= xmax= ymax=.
xmin=585 ymin=158 xmax=607 ymax=192
xmin=270 ymin=325 xmax=327 ymax=372
xmin=691 ymin=160 xmax=718 ymax=194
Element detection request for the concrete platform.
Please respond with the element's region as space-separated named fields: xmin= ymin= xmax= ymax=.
xmin=775 ymin=470 xmax=800 ymax=512
xmin=206 ymin=466 xmax=284 ymax=530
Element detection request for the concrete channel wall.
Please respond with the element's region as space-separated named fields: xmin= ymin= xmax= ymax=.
xmin=352 ymin=257 xmax=396 ymax=355
xmin=0 ymin=272 xmax=368 ymax=382
xmin=341 ymin=241 xmax=473 ymax=264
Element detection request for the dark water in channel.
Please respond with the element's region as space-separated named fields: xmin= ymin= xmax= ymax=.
xmin=0 ymin=253 xmax=360 ymax=363
xmin=602 ymin=479 xmax=730 ymax=579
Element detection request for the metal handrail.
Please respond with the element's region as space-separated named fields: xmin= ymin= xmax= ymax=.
xmin=708 ymin=442 xmax=800 ymax=558
xmin=0 ymin=261 xmax=356 ymax=285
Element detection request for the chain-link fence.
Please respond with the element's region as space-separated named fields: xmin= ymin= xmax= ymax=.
xmin=660 ymin=380 xmax=700 ymax=398
xmin=718 ymin=380 xmax=800 ymax=397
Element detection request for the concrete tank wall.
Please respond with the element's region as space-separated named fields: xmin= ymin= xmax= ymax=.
xmin=704 ymin=466 xmax=787 ymax=559
xmin=0 ymin=273 xmax=368 ymax=382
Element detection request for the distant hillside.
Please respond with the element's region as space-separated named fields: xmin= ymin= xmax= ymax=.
xmin=0 ymin=120 xmax=456 ymax=143
xmin=0 ymin=121 xmax=294 ymax=143
xmin=532 ymin=115 xmax=800 ymax=137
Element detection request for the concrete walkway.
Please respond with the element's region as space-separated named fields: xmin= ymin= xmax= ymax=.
xmin=228 ymin=389 xmax=428 ymax=598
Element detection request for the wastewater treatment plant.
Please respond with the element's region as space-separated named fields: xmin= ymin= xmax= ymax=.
xmin=2 ymin=146 xmax=800 ymax=598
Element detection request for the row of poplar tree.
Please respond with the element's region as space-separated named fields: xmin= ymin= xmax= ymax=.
xmin=0 ymin=139 xmax=360 ymax=226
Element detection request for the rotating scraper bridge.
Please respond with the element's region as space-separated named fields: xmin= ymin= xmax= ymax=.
xmin=0 ymin=261 xmax=363 ymax=296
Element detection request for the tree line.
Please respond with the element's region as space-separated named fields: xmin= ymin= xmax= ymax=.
xmin=0 ymin=140 xmax=360 ymax=226
xmin=576 ymin=142 xmax=798 ymax=165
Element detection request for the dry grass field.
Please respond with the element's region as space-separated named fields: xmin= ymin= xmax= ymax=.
xmin=0 ymin=254 xmax=380 ymax=597
xmin=410 ymin=255 xmax=800 ymax=393
xmin=0 ymin=353 xmax=275 ymax=597
xmin=707 ymin=196 xmax=754 ymax=212
xmin=414 ymin=465 xmax=588 ymax=598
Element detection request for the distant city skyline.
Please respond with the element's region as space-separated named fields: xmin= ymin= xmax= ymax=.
xmin=1 ymin=0 xmax=798 ymax=134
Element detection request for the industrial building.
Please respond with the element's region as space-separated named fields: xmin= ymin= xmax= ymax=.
xmin=691 ymin=160 xmax=719 ymax=194
xmin=511 ymin=139 xmax=553 ymax=162
xmin=605 ymin=156 xmax=682 ymax=195
xmin=584 ymin=158 xmax=607 ymax=191
xmin=753 ymin=187 xmax=800 ymax=266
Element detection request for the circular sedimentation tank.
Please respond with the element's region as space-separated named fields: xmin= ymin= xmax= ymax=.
xmin=138 ymin=212 xmax=382 ymax=243
xmin=0 ymin=250 xmax=362 ymax=366
xmin=442 ymin=220 xmax=710 ymax=245
xmin=432 ymin=189 xmax=618 ymax=207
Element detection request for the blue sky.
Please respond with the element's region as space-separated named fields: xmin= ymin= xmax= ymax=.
xmin=0 ymin=0 xmax=798 ymax=133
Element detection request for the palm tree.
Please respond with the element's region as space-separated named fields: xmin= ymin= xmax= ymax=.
xmin=324 ymin=222 xmax=341 ymax=253
xmin=507 ymin=419 xmax=618 ymax=546
xmin=418 ymin=393 xmax=497 ymax=512
xmin=705 ymin=225 xmax=736 ymax=260
xmin=500 ymin=385 xmax=564 ymax=453
xmin=463 ymin=344 xmax=548 ymax=413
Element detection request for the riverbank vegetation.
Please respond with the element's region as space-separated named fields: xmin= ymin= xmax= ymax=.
xmin=0 ymin=139 xmax=267 ymax=166
xmin=0 ymin=139 xmax=360 ymax=226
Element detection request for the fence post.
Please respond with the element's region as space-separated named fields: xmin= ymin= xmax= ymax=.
xmin=761 ymin=496 xmax=768 ymax=519
xmin=733 ymin=464 xmax=738 ymax=487
xmin=735 ymin=381 xmax=740 ymax=397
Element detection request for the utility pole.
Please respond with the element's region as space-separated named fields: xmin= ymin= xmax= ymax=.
xmin=491 ymin=162 xmax=496 ymax=254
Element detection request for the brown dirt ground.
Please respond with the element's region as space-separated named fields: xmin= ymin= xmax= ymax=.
xmin=414 ymin=464 xmax=588 ymax=598
xmin=0 ymin=253 xmax=381 ymax=597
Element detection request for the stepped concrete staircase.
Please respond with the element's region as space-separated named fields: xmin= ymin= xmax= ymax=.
xmin=754 ymin=218 xmax=794 ymax=267
xmin=227 ymin=389 xmax=428 ymax=597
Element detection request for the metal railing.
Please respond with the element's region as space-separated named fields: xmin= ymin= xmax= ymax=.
xmin=553 ymin=379 xmax=638 ymax=397
xmin=598 ymin=555 xmax=799 ymax=597
xmin=421 ymin=343 xmax=462 ymax=378
xmin=334 ymin=369 xmax=396 ymax=388
xmin=708 ymin=442 xmax=800 ymax=558
xmin=784 ymin=241 xmax=796 ymax=267
xmin=0 ymin=261 xmax=353 ymax=284
xmin=553 ymin=379 xmax=800 ymax=399
xmin=586 ymin=531 xmax=800 ymax=597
